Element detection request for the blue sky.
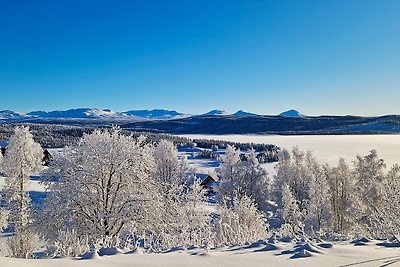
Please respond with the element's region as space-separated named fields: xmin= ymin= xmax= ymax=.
xmin=1 ymin=0 xmax=399 ymax=116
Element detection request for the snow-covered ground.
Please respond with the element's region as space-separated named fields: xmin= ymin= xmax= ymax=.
xmin=1 ymin=239 xmax=400 ymax=267
xmin=2 ymin=135 xmax=400 ymax=266
xmin=180 ymin=134 xmax=400 ymax=168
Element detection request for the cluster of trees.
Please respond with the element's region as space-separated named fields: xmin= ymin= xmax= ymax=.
xmin=1 ymin=126 xmax=399 ymax=259
xmin=187 ymin=139 xmax=279 ymax=154
xmin=0 ymin=124 xmax=280 ymax=161
xmin=273 ymin=147 xmax=400 ymax=239
xmin=0 ymin=124 xmax=91 ymax=148
xmin=0 ymin=126 xmax=268 ymax=258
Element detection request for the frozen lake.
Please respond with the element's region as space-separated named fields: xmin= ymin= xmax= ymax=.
xmin=180 ymin=134 xmax=400 ymax=168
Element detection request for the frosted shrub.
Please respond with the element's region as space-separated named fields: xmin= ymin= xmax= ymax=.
xmin=147 ymin=180 xmax=211 ymax=251
xmin=0 ymin=209 xmax=9 ymax=231
xmin=215 ymin=196 xmax=266 ymax=246
xmin=50 ymin=229 xmax=89 ymax=257
xmin=7 ymin=229 xmax=39 ymax=258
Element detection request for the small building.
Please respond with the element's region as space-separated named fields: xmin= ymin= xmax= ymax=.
xmin=193 ymin=173 xmax=219 ymax=194
xmin=43 ymin=149 xmax=53 ymax=166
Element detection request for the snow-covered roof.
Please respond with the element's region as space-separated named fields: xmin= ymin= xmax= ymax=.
xmin=191 ymin=173 xmax=217 ymax=182
xmin=0 ymin=140 xmax=8 ymax=147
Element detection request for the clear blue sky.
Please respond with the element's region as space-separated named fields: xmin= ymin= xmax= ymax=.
xmin=1 ymin=0 xmax=399 ymax=116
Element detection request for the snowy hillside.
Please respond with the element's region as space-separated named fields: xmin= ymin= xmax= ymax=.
xmin=232 ymin=110 xmax=258 ymax=116
xmin=278 ymin=109 xmax=305 ymax=118
xmin=201 ymin=109 xmax=230 ymax=116
xmin=0 ymin=110 xmax=29 ymax=120
xmin=27 ymin=108 xmax=130 ymax=119
xmin=123 ymin=109 xmax=189 ymax=120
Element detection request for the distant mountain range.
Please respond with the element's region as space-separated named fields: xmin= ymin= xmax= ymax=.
xmin=2 ymin=108 xmax=400 ymax=134
xmin=27 ymin=108 xmax=130 ymax=119
xmin=0 ymin=110 xmax=29 ymax=120
xmin=0 ymin=108 xmax=295 ymax=121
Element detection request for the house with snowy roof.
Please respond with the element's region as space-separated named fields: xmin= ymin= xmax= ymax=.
xmin=192 ymin=173 xmax=219 ymax=194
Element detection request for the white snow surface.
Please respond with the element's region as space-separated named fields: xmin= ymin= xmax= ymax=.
xmin=1 ymin=240 xmax=400 ymax=266
xmin=2 ymin=136 xmax=400 ymax=266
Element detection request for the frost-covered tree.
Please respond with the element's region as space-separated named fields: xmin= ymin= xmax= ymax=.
xmin=180 ymin=180 xmax=210 ymax=246
xmin=2 ymin=126 xmax=43 ymax=258
xmin=154 ymin=139 xmax=190 ymax=190
xmin=327 ymin=159 xmax=356 ymax=235
xmin=217 ymin=146 xmax=269 ymax=210
xmin=281 ymin=184 xmax=303 ymax=237
xmin=215 ymin=195 xmax=266 ymax=246
xmin=217 ymin=145 xmax=241 ymax=206
xmin=39 ymin=127 xmax=156 ymax=247
xmin=0 ymin=152 xmax=8 ymax=231
xmin=376 ymin=164 xmax=400 ymax=237
xmin=241 ymin=149 xmax=270 ymax=210
xmin=354 ymin=150 xmax=385 ymax=205
xmin=149 ymin=179 xmax=211 ymax=250
xmin=353 ymin=150 xmax=387 ymax=236
xmin=272 ymin=147 xmax=311 ymax=210
xmin=149 ymin=139 xmax=211 ymax=250
xmin=305 ymin=159 xmax=332 ymax=234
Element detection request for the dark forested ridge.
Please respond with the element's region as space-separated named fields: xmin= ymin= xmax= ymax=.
xmin=2 ymin=114 xmax=400 ymax=136
xmin=121 ymin=114 xmax=400 ymax=134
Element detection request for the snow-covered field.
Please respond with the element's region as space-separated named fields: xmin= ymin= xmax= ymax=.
xmin=1 ymin=239 xmax=400 ymax=267
xmin=2 ymin=135 xmax=400 ymax=266
xmin=181 ymin=134 xmax=400 ymax=168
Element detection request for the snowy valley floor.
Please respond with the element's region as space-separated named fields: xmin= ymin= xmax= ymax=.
xmin=1 ymin=240 xmax=400 ymax=267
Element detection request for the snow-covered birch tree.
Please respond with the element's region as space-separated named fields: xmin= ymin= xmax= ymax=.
xmin=305 ymin=159 xmax=332 ymax=234
xmin=2 ymin=126 xmax=43 ymax=258
xmin=241 ymin=149 xmax=269 ymax=210
xmin=39 ymin=127 xmax=156 ymax=247
xmin=377 ymin=164 xmax=400 ymax=237
xmin=353 ymin=150 xmax=387 ymax=236
xmin=0 ymin=152 xmax=7 ymax=231
xmin=272 ymin=147 xmax=311 ymax=210
xmin=327 ymin=158 xmax=356 ymax=235
xmin=216 ymin=145 xmax=241 ymax=206
xmin=150 ymin=140 xmax=211 ymax=250
xmin=154 ymin=139 xmax=189 ymax=189
xmin=280 ymin=184 xmax=304 ymax=237
xmin=217 ymin=146 xmax=269 ymax=210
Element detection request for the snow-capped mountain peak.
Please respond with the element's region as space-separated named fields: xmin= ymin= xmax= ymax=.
xmin=279 ymin=109 xmax=305 ymax=118
xmin=202 ymin=110 xmax=229 ymax=116
xmin=123 ymin=109 xmax=189 ymax=120
xmin=0 ymin=110 xmax=29 ymax=120
xmin=27 ymin=108 xmax=129 ymax=119
xmin=232 ymin=110 xmax=257 ymax=116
